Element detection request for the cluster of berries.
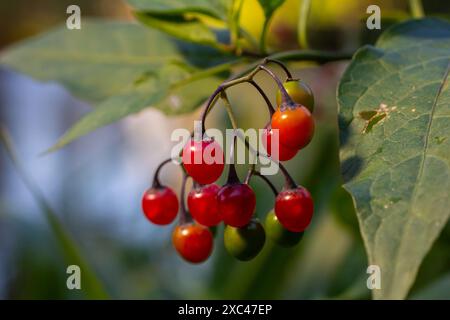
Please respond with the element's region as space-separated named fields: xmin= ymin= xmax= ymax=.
xmin=142 ymin=60 xmax=315 ymax=263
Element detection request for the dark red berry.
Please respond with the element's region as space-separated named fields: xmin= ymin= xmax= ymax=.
xmin=142 ymin=187 xmax=178 ymax=225
xmin=187 ymin=184 xmax=221 ymax=227
xmin=217 ymin=183 xmax=256 ymax=227
xmin=182 ymin=138 xmax=224 ymax=184
xmin=172 ymin=223 xmax=213 ymax=263
xmin=271 ymin=106 xmax=314 ymax=150
xmin=274 ymin=187 xmax=313 ymax=232
xmin=262 ymin=125 xmax=298 ymax=161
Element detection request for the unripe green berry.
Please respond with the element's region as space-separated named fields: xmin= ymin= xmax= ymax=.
xmin=265 ymin=210 xmax=303 ymax=247
xmin=224 ymin=219 xmax=265 ymax=261
xmin=276 ymin=79 xmax=314 ymax=112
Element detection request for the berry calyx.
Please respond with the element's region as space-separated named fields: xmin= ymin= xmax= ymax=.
xmin=262 ymin=125 xmax=298 ymax=161
xmin=271 ymin=105 xmax=314 ymax=150
xmin=182 ymin=138 xmax=224 ymax=185
xmin=265 ymin=210 xmax=303 ymax=247
xmin=274 ymin=187 xmax=314 ymax=232
xmin=142 ymin=187 xmax=179 ymax=225
xmin=187 ymin=183 xmax=222 ymax=227
xmin=224 ymin=218 xmax=266 ymax=261
xmin=276 ymin=79 xmax=314 ymax=112
xmin=172 ymin=223 xmax=213 ymax=263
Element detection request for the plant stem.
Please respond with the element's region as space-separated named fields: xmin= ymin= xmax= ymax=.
xmin=229 ymin=0 xmax=245 ymax=54
xmin=200 ymin=50 xmax=352 ymax=130
xmin=298 ymin=0 xmax=312 ymax=49
xmin=278 ymin=162 xmax=297 ymax=189
xmin=270 ymin=49 xmax=353 ymax=63
xmin=173 ymin=59 xmax=245 ymax=89
xmin=179 ymin=173 xmax=192 ymax=225
xmin=229 ymin=50 xmax=352 ymax=85
xmin=229 ymin=0 xmax=238 ymax=47
xmin=263 ymin=58 xmax=293 ymax=78
xmin=247 ymin=80 xmax=275 ymax=115
xmin=220 ymin=91 xmax=239 ymax=130
xmin=409 ymin=0 xmax=425 ymax=18
xmin=258 ymin=65 xmax=295 ymax=107
xmin=152 ymin=158 xmax=175 ymax=188
xmin=245 ymin=169 xmax=278 ymax=196
xmin=260 ymin=19 xmax=270 ymax=54
xmin=226 ymin=135 xmax=241 ymax=184
xmin=234 ymin=130 xmax=297 ymax=190
xmin=200 ymin=64 xmax=264 ymax=132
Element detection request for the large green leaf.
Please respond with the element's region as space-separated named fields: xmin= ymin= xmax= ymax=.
xmin=135 ymin=12 xmax=220 ymax=47
xmin=46 ymin=63 xmax=227 ymax=152
xmin=127 ymin=0 xmax=228 ymax=20
xmin=0 ymin=19 xmax=236 ymax=151
xmin=338 ymin=18 xmax=450 ymax=299
xmin=0 ymin=20 xmax=185 ymax=103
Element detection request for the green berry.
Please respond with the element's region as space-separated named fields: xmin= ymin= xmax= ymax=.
xmin=224 ymin=219 xmax=265 ymax=261
xmin=276 ymin=79 xmax=314 ymax=112
xmin=265 ymin=210 xmax=303 ymax=247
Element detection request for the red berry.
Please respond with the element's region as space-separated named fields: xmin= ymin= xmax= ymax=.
xmin=188 ymin=184 xmax=222 ymax=227
xmin=275 ymin=187 xmax=314 ymax=232
xmin=217 ymin=183 xmax=256 ymax=227
xmin=172 ymin=223 xmax=213 ymax=263
xmin=271 ymin=106 xmax=314 ymax=150
xmin=262 ymin=126 xmax=298 ymax=161
xmin=182 ymin=138 xmax=224 ymax=184
xmin=142 ymin=187 xmax=178 ymax=225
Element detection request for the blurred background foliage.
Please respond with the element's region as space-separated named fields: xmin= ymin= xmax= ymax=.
xmin=0 ymin=0 xmax=449 ymax=300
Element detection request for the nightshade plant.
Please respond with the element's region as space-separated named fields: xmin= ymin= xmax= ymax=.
xmin=143 ymin=59 xmax=315 ymax=263
xmin=1 ymin=0 xmax=449 ymax=300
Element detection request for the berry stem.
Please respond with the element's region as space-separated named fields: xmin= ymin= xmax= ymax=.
xmin=220 ymin=91 xmax=239 ymax=130
xmin=258 ymin=65 xmax=295 ymax=109
xmin=245 ymin=169 xmax=278 ymax=196
xmin=247 ymin=80 xmax=275 ymax=116
xmin=200 ymin=87 xmax=223 ymax=133
xmin=234 ymin=131 xmax=298 ymax=190
xmin=263 ymin=58 xmax=293 ymax=79
xmin=152 ymin=158 xmax=175 ymax=188
xmin=226 ymin=135 xmax=241 ymax=184
xmin=200 ymin=62 xmax=277 ymax=132
xmin=179 ymin=173 xmax=193 ymax=225
xmin=278 ymin=163 xmax=298 ymax=189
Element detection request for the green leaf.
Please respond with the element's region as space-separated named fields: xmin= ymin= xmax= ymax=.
xmin=0 ymin=127 xmax=109 ymax=299
xmin=257 ymin=0 xmax=285 ymax=19
xmin=135 ymin=11 xmax=219 ymax=47
xmin=46 ymin=62 xmax=228 ymax=153
xmin=257 ymin=0 xmax=285 ymax=53
xmin=338 ymin=18 xmax=450 ymax=299
xmin=0 ymin=19 xmax=236 ymax=151
xmin=127 ymin=0 xmax=228 ymax=20
xmin=0 ymin=20 xmax=185 ymax=103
